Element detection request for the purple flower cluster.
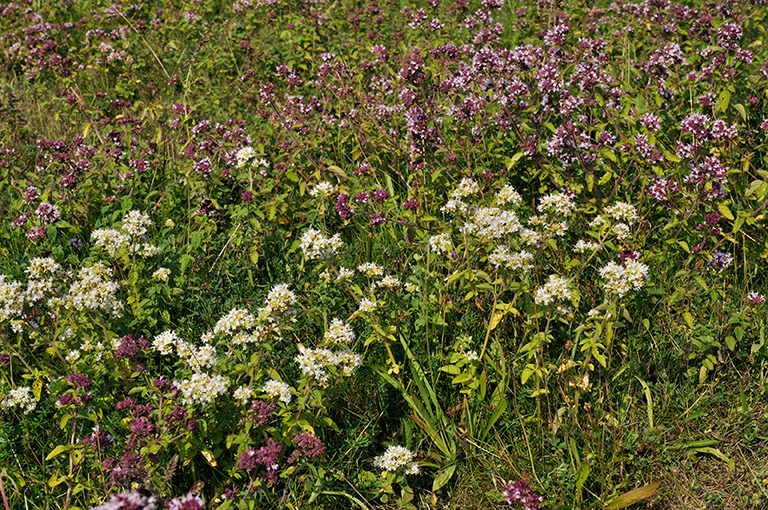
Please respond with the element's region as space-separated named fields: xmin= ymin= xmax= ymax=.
xmin=502 ymin=480 xmax=543 ymax=510
xmin=240 ymin=399 xmax=276 ymax=427
xmin=287 ymin=433 xmax=326 ymax=463
xmin=115 ymin=334 xmax=150 ymax=362
xmin=237 ymin=440 xmax=283 ymax=483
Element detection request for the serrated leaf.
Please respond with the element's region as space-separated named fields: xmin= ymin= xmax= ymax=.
xmin=683 ymin=311 xmax=694 ymax=329
xmin=605 ymin=482 xmax=660 ymax=509
xmin=725 ymin=336 xmax=736 ymax=351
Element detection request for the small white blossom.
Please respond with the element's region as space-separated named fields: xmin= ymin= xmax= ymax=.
xmin=611 ymin=223 xmax=631 ymax=240
xmin=358 ymin=298 xmax=378 ymax=313
xmin=152 ymin=267 xmax=171 ymax=282
xmin=534 ymin=275 xmax=572 ymax=306
xmin=263 ymin=379 xmax=292 ymax=404
xmin=496 ymin=185 xmax=522 ymax=206
xmin=599 ymin=260 xmax=649 ymax=297
xmin=604 ymin=202 xmax=638 ymax=225
xmin=153 ymin=330 xmax=179 ymax=355
xmin=451 ymin=178 xmax=480 ymax=200
xmin=176 ymin=373 xmax=229 ymax=406
xmin=538 ymin=192 xmax=576 ymax=216
xmin=336 ymin=267 xmax=355 ymax=280
xmin=1 ymin=386 xmax=37 ymax=414
xmin=300 ymin=229 xmax=343 ymax=260
xmin=373 ymin=445 xmax=414 ymax=473
xmin=235 ymin=146 xmax=258 ymax=168
xmin=573 ymin=239 xmax=601 ymax=253
xmin=214 ymin=308 xmax=257 ymax=336
xmin=488 ymin=245 xmax=534 ymax=272
xmin=429 ymin=233 xmax=453 ymax=254
xmin=233 ymin=386 xmax=254 ymax=404
xmin=309 ymin=181 xmax=335 ymax=197
xmin=324 ymin=319 xmax=355 ymax=344
xmin=357 ymin=263 xmax=384 ymax=278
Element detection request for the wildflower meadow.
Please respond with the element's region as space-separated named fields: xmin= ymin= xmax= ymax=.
xmin=2 ymin=0 xmax=768 ymax=508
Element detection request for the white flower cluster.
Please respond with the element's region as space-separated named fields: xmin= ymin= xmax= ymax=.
xmin=324 ymin=318 xmax=355 ymax=344
xmin=489 ymin=245 xmax=534 ymax=272
xmin=153 ymin=329 xmax=179 ymax=355
xmin=373 ymin=445 xmax=419 ymax=475
xmin=25 ymin=257 xmax=61 ymax=278
xmin=604 ymin=202 xmax=638 ymax=225
xmin=233 ymin=386 xmax=254 ymax=404
xmin=63 ymin=263 xmax=123 ymax=316
xmin=235 ymin=146 xmax=268 ymax=169
xmin=0 ymin=275 xmax=24 ymax=322
xmin=337 ymin=267 xmax=355 ymax=280
xmin=538 ymin=192 xmax=576 ymax=216
xmin=91 ymin=210 xmax=159 ymax=257
xmin=90 ymin=229 xmax=129 ymax=257
xmin=263 ymin=379 xmax=292 ymax=404
xmin=376 ymin=275 xmax=401 ymax=290
xmin=309 ymin=181 xmax=335 ymax=197
xmin=519 ymin=227 xmax=543 ymax=246
xmin=177 ymin=341 xmax=217 ymax=372
xmin=611 ymin=223 xmax=631 ymax=241
xmin=294 ymin=346 xmax=362 ymax=384
xmin=534 ymin=275 xmax=572 ymax=306
xmin=176 ymin=373 xmax=229 ymax=406
xmin=599 ymin=260 xmax=649 ymax=297
xmin=357 ymin=263 xmax=384 ymax=278
xmin=573 ymin=239 xmax=601 ymax=253
xmin=358 ymin=298 xmax=378 ymax=313
xmin=152 ymin=267 xmax=171 ymax=282
xmin=214 ymin=308 xmax=257 ymax=337
xmin=1 ymin=386 xmax=37 ymax=414
xmin=122 ymin=210 xmax=152 ymax=237
xmin=23 ymin=257 xmax=62 ymax=303
xmin=440 ymin=199 xmax=469 ymax=215
xmin=496 ymin=185 xmax=522 ymax=206
xmin=451 ymin=178 xmax=480 ymax=200
xmin=259 ymin=284 xmax=297 ymax=323
xmin=429 ymin=233 xmax=453 ymax=254
xmin=461 ymin=207 xmax=522 ymax=239
xmin=300 ymin=228 xmax=343 ymax=260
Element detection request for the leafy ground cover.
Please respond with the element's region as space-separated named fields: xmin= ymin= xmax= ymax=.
xmin=2 ymin=0 xmax=768 ymax=508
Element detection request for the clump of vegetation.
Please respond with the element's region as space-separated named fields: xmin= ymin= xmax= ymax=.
xmin=2 ymin=0 xmax=768 ymax=508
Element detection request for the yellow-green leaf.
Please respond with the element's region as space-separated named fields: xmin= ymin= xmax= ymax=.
xmin=46 ymin=444 xmax=71 ymax=461
xmin=718 ymin=202 xmax=734 ymax=221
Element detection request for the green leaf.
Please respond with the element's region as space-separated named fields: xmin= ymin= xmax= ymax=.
xmin=683 ymin=312 xmax=694 ymax=329
xmin=734 ymin=103 xmax=747 ymax=122
xmin=717 ymin=203 xmax=734 ymax=221
xmin=725 ymin=336 xmax=736 ymax=351
xmin=504 ymin=152 xmax=523 ymax=170
xmin=718 ymin=89 xmax=730 ymax=113
xmin=432 ymin=464 xmax=456 ymax=492
xmin=46 ymin=444 xmax=71 ymax=461
xmin=691 ymin=447 xmax=734 ymax=472
xmin=605 ymin=482 xmax=661 ymax=509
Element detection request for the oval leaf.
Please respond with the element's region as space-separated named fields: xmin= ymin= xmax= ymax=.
xmin=605 ymin=482 xmax=660 ymax=509
xmin=432 ymin=464 xmax=456 ymax=492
